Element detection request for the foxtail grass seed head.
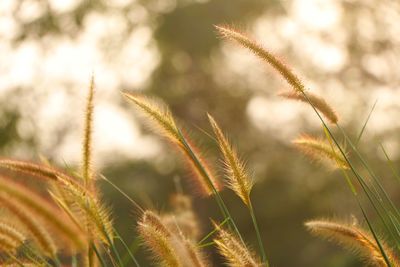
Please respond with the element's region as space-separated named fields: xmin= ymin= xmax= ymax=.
xmin=124 ymin=92 xmax=222 ymax=196
xmin=0 ymin=176 xmax=85 ymax=250
xmin=57 ymin=178 xmax=113 ymax=245
xmin=138 ymin=211 xmax=181 ymax=267
xmin=139 ymin=210 xmax=208 ymax=267
xmin=292 ymin=135 xmax=349 ymax=169
xmin=124 ymin=93 xmax=182 ymax=145
xmin=215 ymin=25 xmax=305 ymax=94
xmin=208 ymin=114 xmax=253 ymax=206
xmin=0 ymin=194 xmax=57 ymax=257
xmin=279 ymin=90 xmax=338 ymax=124
xmin=305 ymin=219 xmax=398 ymax=267
xmin=0 ymin=158 xmax=71 ymax=182
xmin=213 ymin=224 xmax=261 ymax=267
xmin=82 ymin=75 xmax=95 ymax=186
xmin=181 ymin=135 xmax=222 ymax=196
xmin=0 ymin=222 xmax=25 ymax=255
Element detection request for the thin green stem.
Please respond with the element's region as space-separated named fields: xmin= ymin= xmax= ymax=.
xmin=177 ymin=129 xmax=246 ymax=245
xmin=355 ymin=99 xmax=378 ymax=146
xmin=249 ymin=201 xmax=269 ymax=267
xmin=380 ymin=143 xmax=400 ymax=184
xmin=92 ymin=243 xmax=108 ymax=267
xmin=121 ymin=237 xmax=141 ymax=265
xmin=198 ymin=217 xmax=230 ymax=245
xmin=114 ymin=230 xmax=141 ymax=267
xmin=197 ymin=241 xmax=216 ymax=248
xmin=357 ymin=199 xmax=393 ymax=267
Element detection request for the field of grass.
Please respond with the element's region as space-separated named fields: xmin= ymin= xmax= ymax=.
xmin=0 ymin=23 xmax=399 ymax=266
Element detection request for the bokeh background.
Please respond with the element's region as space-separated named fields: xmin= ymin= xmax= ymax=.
xmin=1 ymin=0 xmax=400 ymax=266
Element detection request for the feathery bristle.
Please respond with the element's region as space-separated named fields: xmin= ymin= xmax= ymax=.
xmin=0 ymin=234 xmax=21 ymax=255
xmin=215 ymin=25 xmax=305 ymax=94
xmin=139 ymin=210 xmax=208 ymax=267
xmin=0 ymin=194 xmax=57 ymax=257
xmin=124 ymin=92 xmax=221 ymax=196
xmin=0 ymin=159 xmax=73 ymax=182
xmin=123 ymin=93 xmax=182 ymax=145
xmin=305 ymin=219 xmax=398 ymax=266
xmin=58 ymin=178 xmax=113 ymax=245
xmin=181 ymin=135 xmax=222 ymax=196
xmin=178 ymin=236 xmax=208 ymax=267
xmin=0 ymin=221 xmax=25 ymax=255
xmin=292 ymin=135 xmax=349 ymax=169
xmin=83 ymin=75 xmax=95 ymax=186
xmin=208 ymin=114 xmax=253 ymax=206
xmin=213 ymin=224 xmax=261 ymax=267
xmin=279 ymin=90 xmax=338 ymax=124
xmin=138 ymin=211 xmax=180 ymax=267
xmin=0 ymin=176 xmax=85 ymax=250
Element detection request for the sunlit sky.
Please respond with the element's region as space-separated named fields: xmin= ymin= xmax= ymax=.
xmin=1 ymin=0 xmax=400 ymax=167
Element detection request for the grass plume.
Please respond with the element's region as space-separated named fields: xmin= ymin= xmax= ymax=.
xmin=138 ymin=210 xmax=181 ymax=267
xmin=208 ymin=114 xmax=253 ymax=206
xmin=0 ymin=176 xmax=85 ymax=250
xmin=279 ymin=90 xmax=338 ymax=124
xmin=215 ymin=25 xmax=305 ymax=94
xmin=0 ymin=194 xmax=57 ymax=257
xmin=213 ymin=223 xmax=261 ymax=267
xmin=82 ymin=75 xmax=95 ymax=187
xmin=124 ymin=92 xmax=221 ymax=196
xmin=305 ymin=219 xmax=398 ymax=266
xmin=0 ymin=221 xmax=25 ymax=255
xmin=138 ymin=210 xmax=208 ymax=267
xmin=292 ymin=134 xmax=349 ymax=169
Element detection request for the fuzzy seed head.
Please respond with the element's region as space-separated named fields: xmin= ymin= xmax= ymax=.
xmin=124 ymin=93 xmax=222 ymax=197
xmin=138 ymin=211 xmax=181 ymax=267
xmin=0 ymin=176 xmax=85 ymax=250
xmin=208 ymin=114 xmax=253 ymax=206
xmin=215 ymin=25 xmax=305 ymax=94
xmin=279 ymin=90 xmax=338 ymax=124
xmin=305 ymin=219 xmax=398 ymax=267
xmin=214 ymin=224 xmax=261 ymax=267
xmin=82 ymin=75 xmax=95 ymax=186
xmin=124 ymin=93 xmax=182 ymax=145
xmin=293 ymin=135 xmax=349 ymax=169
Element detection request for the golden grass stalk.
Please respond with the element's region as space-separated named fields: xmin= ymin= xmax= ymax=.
xmin=124 ymin=93 xmax=221 ymax=196
xmin=124 ymin=93 xmax=182 ymax=145
xmin=208 ymin=114 xmax=253 ymax=206
xmin=0 ymin=221 xmax=25 ymax=255
xmin=279 ymin=90 xmax=338 ymax=124
xmin=305 ymin=219 xmax=398 ymax=267
xmin=178 ymin=236 xmax=208 ymax=267
xmin=215 ymin=25 xmax=305 ymax=94
xmin=0 ymin=194 xmax=56 ymax=257
xmin=0 ymin=234 xmax=21 ymax=255
xmin=82 ymin=75 xmax=95 ymax=186
xmin=138 ymin=210 xmax=208 ymax=267
xmin=292 ymin=135 xmax=349 ymax=169
xmin=0 ymin=176 xmax=85 ymax=250
xmin=57 ymin=178 xmax=113 ymax=245
xmin=0 ymin=158 xmax=72 ymax=182
xmin=213 ymin=224 xmax=261 ymax=267
xmin=182 ymin=135 xmax=222 ymax=196
xmin=0 ymin=222 xmax=25 ymax=247
xmin=138 ymin=211 xmax=181 ymax=267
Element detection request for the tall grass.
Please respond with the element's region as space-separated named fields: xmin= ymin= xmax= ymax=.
xmin=0 ymin=25 xmax=397 ymax=266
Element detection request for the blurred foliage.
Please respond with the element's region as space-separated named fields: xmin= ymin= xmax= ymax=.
xmin=2 ymin=0 xmax=400 ymax=266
